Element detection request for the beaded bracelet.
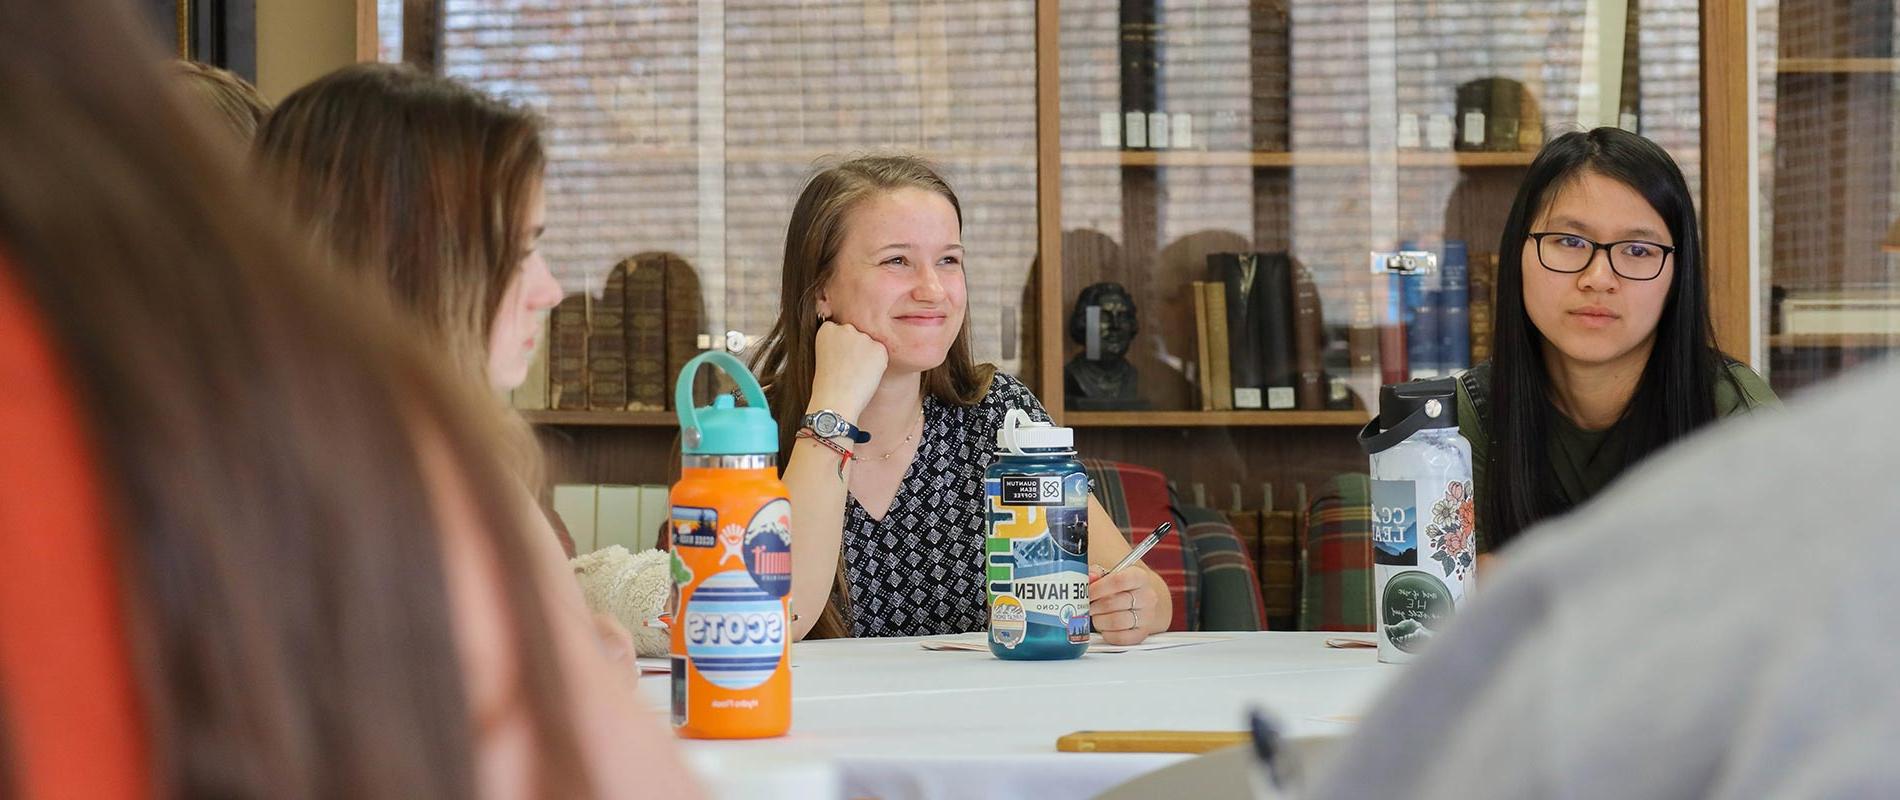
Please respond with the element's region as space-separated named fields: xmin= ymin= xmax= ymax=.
xmin=795 ymin=429 xmax=852 ymax=478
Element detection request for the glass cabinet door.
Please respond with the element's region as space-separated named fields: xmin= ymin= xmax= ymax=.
xmin=392 ymin=0 xmax=1042 ymax=391
xmin=1053 ymin=0 xmax=1706 ymax=424
xmin=1756 ymin=0 xmax=1900 ymax=395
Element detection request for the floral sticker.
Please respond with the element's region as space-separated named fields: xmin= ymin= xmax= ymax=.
xmin=1426 ymin=480 xmax=1476 ymax=579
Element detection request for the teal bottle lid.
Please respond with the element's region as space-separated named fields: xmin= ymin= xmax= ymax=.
xmin=674 ymin=351 xmax=778 ymax=456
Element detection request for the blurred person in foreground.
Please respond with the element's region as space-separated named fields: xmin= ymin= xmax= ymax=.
xmin=1306 ymin=360 xmax=1900 ymax=798
xmin=0 ymin=0 xmax=697 ymax=796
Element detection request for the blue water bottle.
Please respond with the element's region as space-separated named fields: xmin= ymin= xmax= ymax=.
xmin=986 ymin=410 xmax=1090 ymax=660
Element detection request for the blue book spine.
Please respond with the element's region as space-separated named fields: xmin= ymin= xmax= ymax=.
xmin=1408 ymin=289 xmax=1439 ymax=377
xmin=1439 ymin=240 xmax=1470 ymax=372
xmin=1400 ymin=240 xmax=1437 ymax=377
xmin=1395 ymin=240 xmax=1420 ymax=326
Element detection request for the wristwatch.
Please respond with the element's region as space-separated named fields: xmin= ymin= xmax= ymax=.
xmin=800 ymin=409 xmax=871 ymax=444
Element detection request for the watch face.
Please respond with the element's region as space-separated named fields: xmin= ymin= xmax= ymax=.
xmin=812 ymin=411 xmax=838 ymax=436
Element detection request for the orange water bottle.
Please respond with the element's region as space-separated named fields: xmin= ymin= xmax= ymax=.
xmin=667 ymin=351 xmax=792 ymax=739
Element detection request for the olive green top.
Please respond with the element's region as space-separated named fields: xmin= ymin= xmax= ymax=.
xmin=1457 ymin=360 xmax=1779 ymax=550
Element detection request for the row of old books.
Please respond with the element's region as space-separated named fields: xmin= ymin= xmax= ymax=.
xmin=1189 ymin=251 xmax=1340 ymax=411
xmin=1114 ymin=0 xmax=1291 ymax=152
xmin=1365 ymin=242 xmax=1497 ymax=384
xmin=511 ymin=254 xmax=706 ymax=412
xmin=1193 ymin=482 xmax=1303 ymax=631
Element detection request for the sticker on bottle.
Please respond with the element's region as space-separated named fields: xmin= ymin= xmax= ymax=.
xmin=1371 ymin=479 xmax=1418 ymax=566
xmin=671 ymin=505 xmax=718 ymax=548
xmin=682 ymin=570 xmax=785 ymax=691
xmin=742 ymin=498 xmax=792 ymax=598
xmin=991 ymin=595 xmax=1026 ymax=649
xmin=1381 ymin=570 xmax=1453 ymax=654
xmin=1001 ymin=475 xmax=1064 ymax=506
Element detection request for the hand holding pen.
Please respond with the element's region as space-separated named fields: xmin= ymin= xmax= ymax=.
xmin=1088 ymin=521 xmax=1172 ymax=645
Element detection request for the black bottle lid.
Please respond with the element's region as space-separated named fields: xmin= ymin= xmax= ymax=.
xmin=1358 ymin=376 xmax=1459 ymax=455
xmin=1379 ymin=377 xmax=1458 ymax=432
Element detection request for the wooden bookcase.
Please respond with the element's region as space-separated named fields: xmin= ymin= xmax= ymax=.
xmin=434 ymin=0 xmax=1775 ymax=501
xmin=1758 ymin=0 xmax=1899 ymax=395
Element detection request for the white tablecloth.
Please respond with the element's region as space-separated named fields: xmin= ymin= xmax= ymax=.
xmin=638 ymin=632 xmax=1398 ymax=800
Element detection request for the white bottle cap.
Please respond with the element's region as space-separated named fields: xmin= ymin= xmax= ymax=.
xmin=997 ymin=408 xmax=1074 ymax=454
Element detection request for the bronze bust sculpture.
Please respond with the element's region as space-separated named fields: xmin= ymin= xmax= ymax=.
xmin=1065 ymin=282 xmax=1147 ymax=410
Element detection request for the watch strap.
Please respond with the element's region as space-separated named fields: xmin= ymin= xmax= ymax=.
xmin=802 ymin=410 xmax=871 ymax=444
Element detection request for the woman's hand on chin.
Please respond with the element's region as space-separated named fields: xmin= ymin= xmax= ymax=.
xmin=1088 ymin=564 xmax=1159 ymax=646
xmin=810 ymin=321 xmax=889 ymax=416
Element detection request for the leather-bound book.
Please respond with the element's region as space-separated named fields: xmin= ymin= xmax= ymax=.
xmin=1253 ymin=252 xmax=1296 ymax=409
xmin=586 ymin=265 xmax=628 ymax=410
xmin=1290 ymin=259 xmax=1326 ymax=409
xmin=1209 ymin=252 xmax=1265 ymax=401
xmin=550 ymin=293 xmax=589 ymax=410
xmin=623 ymin=256 xmax=666 ymax=411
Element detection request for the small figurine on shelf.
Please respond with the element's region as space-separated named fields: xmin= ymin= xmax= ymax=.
xmin=1065 ymin=282 xmax=1148 ymax=410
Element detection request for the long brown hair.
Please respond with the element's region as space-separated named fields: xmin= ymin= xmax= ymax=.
xmin=255 ymin=63 xmax=546 ymax=387
xmin=0 ymin=0 xmax=587 ymax=795
xmin=751 ymin=155 xmax=996 ymax=639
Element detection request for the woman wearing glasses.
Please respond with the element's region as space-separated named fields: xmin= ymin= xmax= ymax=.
xmin=1459 ymin=127 xmax=1776 ymax=553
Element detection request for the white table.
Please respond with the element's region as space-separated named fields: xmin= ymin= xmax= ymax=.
xmin=638 ymin=632 xmax=1399 ymax=800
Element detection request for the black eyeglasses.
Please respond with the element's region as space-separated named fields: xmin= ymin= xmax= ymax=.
xmin=1527 ymin=232 xmax=1675 ymax=281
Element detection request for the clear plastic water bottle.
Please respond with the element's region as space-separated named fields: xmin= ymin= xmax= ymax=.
xmin=1357 ymin=378 xmax=1476 ymax=664
xmin=986 ymin=410 xmax=1091 ymax=660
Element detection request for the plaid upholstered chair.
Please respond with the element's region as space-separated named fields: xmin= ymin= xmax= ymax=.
xmin=1298 ymin=473 xmax=1375 ymax=632
xmin=1082 ymin=459 xmax=1266 ymax=632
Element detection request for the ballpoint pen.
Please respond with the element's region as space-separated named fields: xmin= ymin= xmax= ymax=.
xmin=1106 ymin=521 xmax=1172 ymax=575
xmin=1249 ymin=707 xmax=1286 ymax=791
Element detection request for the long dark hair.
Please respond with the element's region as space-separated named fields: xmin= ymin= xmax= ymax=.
xmin=1484 ymin=127 xmax=1725 ymax=549
xmin=0 ymin=0 xmax=586 ymax=795
xmin=750 ymin=155 xmax=995 ymax=639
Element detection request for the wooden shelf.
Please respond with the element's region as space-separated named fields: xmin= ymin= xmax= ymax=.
xmin=1425 ymin=151 xmax=1539 ymax=167
xmin=580 ymin=144 xmax=1037 ymax=168
xmin=1063 ymin=409 xmax=1370 ymax=427
xmin=1776 ymin=57 xmax=1900 ymax=74
xmin=1061 ymin=149 xmax=1536 ymax=169
xmin=523 ymin=410 xmax=678 ymax=427
xmin=530 ymin=408 xmax=1373 ymax=428
xmin=1768 ymin=333 xmax=1900 ymax=349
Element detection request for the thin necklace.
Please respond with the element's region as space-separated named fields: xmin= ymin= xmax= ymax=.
xmin=852 ymin=406 xmax=924 ymax=462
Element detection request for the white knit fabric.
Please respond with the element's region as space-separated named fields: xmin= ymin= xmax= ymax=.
xmin=571 ymin=545 xmax=671 ymax=657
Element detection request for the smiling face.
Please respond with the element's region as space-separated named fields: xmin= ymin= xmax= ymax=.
xmin=1520 ymin=170 xmax=1676 ymax=371
xmin=815 ymin=187 xmax=967 ymax=375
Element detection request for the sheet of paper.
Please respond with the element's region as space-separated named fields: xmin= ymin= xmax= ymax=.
xmin=920 ymin=631 xmax=1229 ymax=654
xmin=1322 ymin=637 xmax=1376 ymax=649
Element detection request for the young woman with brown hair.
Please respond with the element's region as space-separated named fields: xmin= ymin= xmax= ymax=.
xmin=254 ymin=61 xmax=657 ymax=670
xmin=753 ymin=155 xmax=1172 ymax=643
xmin=0 ymin=0 xmax=695 ymax=795
xmin=255 ymin=63 xmax=564 ymax=399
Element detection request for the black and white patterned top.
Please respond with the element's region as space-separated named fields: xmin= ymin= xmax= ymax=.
xmin=839 ymin=372 xmax=1051 ymax=637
